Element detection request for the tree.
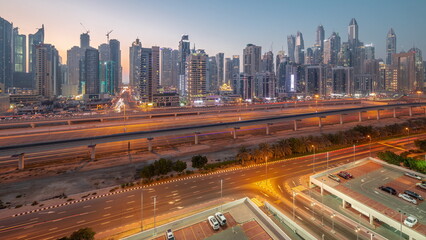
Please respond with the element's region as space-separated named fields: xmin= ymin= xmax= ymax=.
xmin=414 ymin=139 xmax=426 ymax=152
xmin=173 ymin=160 xmax=187 ymax=173
xmin=153 ymin=158 xmax=173 ymax=175
xmin=140 ymin=164 xmax=155 ymax=179
xmin=236 ymin=146 xmax=251 ymax=165
xmin=191 ymin=155 xmax=208 ymax=169
xmin=59 ymin=227 xmax=96 ymax=240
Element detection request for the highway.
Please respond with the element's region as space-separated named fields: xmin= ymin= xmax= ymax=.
xmin=0 ymin=103 xmax=423 ymax=158
xmin=0 ymin=134 xmax=420 ymax=240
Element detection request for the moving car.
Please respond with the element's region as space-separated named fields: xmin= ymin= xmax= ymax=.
xmin=165 ymin=229 xmax=175 ymax=240
xmin=404 ymin=216 xmax=418 ymax=228
xmin=328 ymin=174 xmax=341 ymax=182
xmin=337 ymin=171 xmax=353 ymax=179
xmin=404 ymin=190 xmax=424 ymax=201
xmin=379 ymin=186 xmax=397 ymax=195
xmin=416 ymin=182 xmax=426 ymax=190
xmin=404 ymin=172 xmax=422 ymax=180
xmin=208 ymin=216 xmax=220 ymax=230
xmin=398 ymin=193 xmax=417 ymax=204
xmin=215 ymin=212 xmax=227 ymax=226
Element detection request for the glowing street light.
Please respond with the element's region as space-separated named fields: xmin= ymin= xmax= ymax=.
xmin=405 ymin=127 xmax=410 ymax=135
xmin=367 ymin=135 xmax=372 ymax=157
xmin=417 ymin=90 xmax=422 ymax=103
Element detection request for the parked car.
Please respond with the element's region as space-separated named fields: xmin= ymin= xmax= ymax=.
xmin=208 ymin=216 xmax=220 ymax=230
xmin=215 ymin=212 xmax=227 ymax=226
xmin=398 ymin=193 xmax=417 ymax=204
xmin=416 ymin=183 xmax=426 ymax=190
xmin=379 ymin=186 xmax=397 ymax=195
xmin=328 ymin=174 xmax=341 ymax=182
xmin=165 ymin=229 xmax=175 ymax=240
xmin=337 ymin=171 xmax=353 ymax=179
xmin=404 ymin=190 xmax=424 ymax=201
xmin=404 ymin=216 xmax=418 ymax=228
xmin=404 ymin=172 xmax=422 ymax=180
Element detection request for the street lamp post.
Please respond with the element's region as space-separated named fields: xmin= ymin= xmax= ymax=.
xmin=312 ymin=145 xmax=315 ymax=174
xmin=265 ymin=156 xmax=268 ymax=184
xmin=140 ymin=188 xmax=153 ymax=231
xmin=405 ymin=127 xmax=410 ymax=136
xmin=331 ymin=213 xmax=336 ymax=233
xmin=326 ymin=152 xmax=329 ymax=169
xmin=292 ymin=191 xmax=298 ymax=219
xmin=367 ymin=135 xmax=372 ymax=157
xmin=220 ymin=179 xmax=223 ymax=212
xmin=353 ymin=144 xmax=356 ymax=162
xmin=311 ymin=202 xmax=316 ymax=220
xmin=398 ymin=210 xmax=406 ymax=240
xmin=355 ymin=226 xmax=360 ymax=240
xmin=152 ymin=196 xmax=157 ymax=235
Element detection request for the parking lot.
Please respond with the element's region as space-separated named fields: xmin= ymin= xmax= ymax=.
xmin=152 ymin=212 xmax=272 ymax=240
xmin=318 ymin=160 xmax=426 ymax=236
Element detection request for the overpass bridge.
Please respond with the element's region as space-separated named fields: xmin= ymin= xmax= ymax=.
xmin=2 ymin=103 xmax=425 ymax=166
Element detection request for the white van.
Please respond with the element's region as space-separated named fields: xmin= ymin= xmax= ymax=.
xmin=208 ymin=216 xmax=220 ymax=230
xmin=215 ymin=212 xmax=227 ymax=226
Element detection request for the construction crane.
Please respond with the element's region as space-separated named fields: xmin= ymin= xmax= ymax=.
xmin=106 ymin=30 xmax=113 ymax=42
xmin=80 ymin=23 xmax=90 ymax=34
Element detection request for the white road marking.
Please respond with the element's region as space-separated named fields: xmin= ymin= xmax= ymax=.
xmin=83 ymin=205 xmax=92 ymax=208
xmin=16 ymin=235 xmax=28 ymax=239
xmin=127 ymin=201 xmax=136 ymax=204
xmin=104 ymin=206 xmax=112 ymax=210
xmin=77 ymin=220 xmax=86 ymax=224
xmin=190 ymin=186 xmax=196 ymax=189
xmin=49 ymin=227 xmax=58 ymax=231
xmin=208 ymin=182 xmax=214 ymax=184
xmin=58 ymin=211 xmax=66 ymax=214
xmin=101 ymin=221 xmax=111 ymax=225
xmin=196 ymin=196 xmax=203 ymax=199
xmin=127 ymin=195 xmax=135 ymax=198
xmin=106 ymin=200 xmax=113 ymax=203
xmin=103 ymin=213 xmax=111 ymax=217
xmin=30 ymin=217 xmax=39 ymax=221
xmin=124 ymin=215 xmax=134 ymax=219
xmin=126 ymin=208 xmax=134 ymax=211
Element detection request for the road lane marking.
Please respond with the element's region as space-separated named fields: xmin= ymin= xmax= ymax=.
xmin=126 ymin=208 xmax=134 ymax=211
xmin=106 ymin=200 xmax=113 ymax=203
xmin=196 ymin=196 xmax=202 ymax=199
xmin=58 ymin=211 xmax=66 ymax=214
xmin=104 ymin=206 xmax=112 ymax=210
xmin=83 ymin=205 xmax=92 ymax=208
xmin=208 ymin=181 xmax=214 ymax=184
xmin=49 ymin=227 xmax=58 ymax=231
xmin=103 ymin=213 xmax=111 ymax=217
xmin=190 ymin=186 xmax=196 ymax=189
xmin=77 ymin=220 xmax=86 ymax=224
xmin=193 ymin=191 xmax=200 ymax=194
xmin=16 ymin=235 xmax=27 ymax=239
xmin=127 ymin=195 xmax=135 ymax=198
xmin=30 ymin=218 xmax=39 ymax=221
xmin=124 ymin=215 xmax=134 ymax=219
xmin=127 ymin=201 xmax=136 ymax=204
xmin=101 ymin=221 xmax=111 ymax=225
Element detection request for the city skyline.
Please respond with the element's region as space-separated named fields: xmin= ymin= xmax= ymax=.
xmin=1 ymin=0 xmax=426 ymax=83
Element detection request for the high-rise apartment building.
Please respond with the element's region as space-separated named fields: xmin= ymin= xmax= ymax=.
xmin=386 ymin=28 xmax=396 ymax=65
xmin=98 ymin=43 xmax=110 ymax=62
xmin=84 ymin=48 xmax=99 ymax=95
xmin=178 ymin=35 xmax=190 ymax=93
xmin=160 ymin=48 xmax=179 ymax=89
xmin=0 ymin=17 xmax=13 ymax=88
xmin=216 ymin=53 xmax=224 ymax=87
xmin=305 ymin=65 xmax=325 ymax=96
xmin=129 ymin=38 xmax=142 ymax=87
xmin=206 ymin=56 xmax=218 ymax=92
xmin=232 ymin=55 xmax=240 ymax=79
xmin=140 ymin=47 xmax=153 ymax=102
xmin=392 ymin=52 xmax=417 ymax=93
xmin=348 ymin=18 xmax=359 ymax=48
xmin=224 ymin=58 xmax=233 ymax=85
xmin=243 ymin=44 xmax=261 ymax=76
xmin=287 ymin=35 xmax=296 ymax=62
xmin=295 ymin=31 xmax=305 ymax=64
xmin=332 ymin=67 xmax=353 ymax=96
xmin=29 ymin=24 xmax=44 ymax=74
xmin=316 ymin=25 xmax=325 ymax=50
xmin=261 ymin=51 xmax=274 ymax=73
xmin=109 ymin=39 xmax=121 ymax=94
xmin=186 ymin=50 xmax=207 ymax=100
xmin=35 ymin=44 xmax=59 ymax=99
xmin=152 ymin=46 xmax=160 ymax=93
xmin=13 ymin=28 xmax=26 ymax=72
xmin=80 ymin=33 xmax=90 ymax=49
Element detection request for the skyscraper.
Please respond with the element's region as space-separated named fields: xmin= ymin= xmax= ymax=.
xmin=13 ymin=27 xmax=26 ymax=72
xmin=332 ymin=67 xmax=353 ymax=96
xmin=178 ymin=35 xmax=190 ymax=93
xmin=98 ymin=43 xmax=110 ymax=62
xmin=392 ymin=51 xmax=417 ymax=93
xmin=84 ymin=48 xmax=99 ymax=95
xmin=186 ymin=50 xmax=207 ymax=100
xmin=206 ymin=56 xmax=218 ymax=92
xmin=295 ymin=31 xmax=305 ymax=64
xmin=287 ymin=35 xmax=296 ymax=62
xmin=0 ymin=17 xmax=13 ymax=88
xmin=261 ymin=51 xmax=274 ymax=73
xmin=129 ymin=38 xmax=142 ymax=87
xmin=224 ymin=58 xmax=233 ymax=85
xmin=231 ymin=55 xmax=240 ymax=79
xmin=109 ymin=39 xmax=121 ymax=93
xmin=243 ymin=44 xmax=261 ymax=76
xmin=348 ymin=18 xmax=359 ymax=47
xmin=216 ymin=53 xmax=224 ymax=87
xmin=386 ymin=28 xmax=396 ymax=65
xmin=316 ymin=25 xmax=325 ymax=50
xmin=28 ymin=24 xmax=44 ymax=74
xmin=409 ymin=47 xmax=424 ymax=90
xmin=364 ymin=44 xmax=375 ymax=60
xmin=152 ymin=46 xmax=160 ymax=93
xmin=66 ymin=46 xmax=84 ymax=95
xmin=35 ymin=44 xmax=59 ymax=99
xmin=80 ymin=33 xmax=90 ymax=49
xmin=160 ymin=48 xmax=176 ymax=88
xmin=140 ymin=47 xmax=153 ymax=102
xmin=305 ymin=65 xmax=325 ymax=96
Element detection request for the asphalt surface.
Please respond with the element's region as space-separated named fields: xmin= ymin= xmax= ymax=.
xmin=0 ymin=134 xmax=421 ymax=240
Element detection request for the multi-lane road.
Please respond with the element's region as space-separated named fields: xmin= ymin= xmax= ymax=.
xmin=0 ymin=134 xmax=420 ymax=239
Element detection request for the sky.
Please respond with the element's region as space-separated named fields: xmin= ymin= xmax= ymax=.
xmin=1 ymin=0 xmax=425 ymax=83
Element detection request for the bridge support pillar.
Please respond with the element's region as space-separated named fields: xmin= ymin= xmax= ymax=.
xmin=67 ymin=120 xmax=71 ymax=125
xmin=409 ymin=107 xmax=413 ymax=117
xmin=393 ymin=108 xmax=397 ymax=118
xmin=376 ymin=110 xmax=380 ymax=120
xmin=340 ymin=114 xmax=343 ymax=125
xmin=88 ymin=144 xmax=96 ymax=160
xmin=18 ymin=154 xmax=25 ymax=170
xmin=342 ymin=199 xmax=347 ymax=209
xmin=318 ymin=117 xmax=322 ymax=128
xmin=100 ymin=118 xmax=104 ymax=122
xmin=233 ymin=127 xmax=239 ymax=139
xmin=147 ymin=137 xmax=154 ymax=152
xmin=293 ymin=120 xmax=298 ymax=131
xmin=266 ymin=123 xmax=272 ymax=135
xmin=369 ymin=215 xmax=374 ymax=225
xmin=358 ymin=112 xmax=362 ymax=122
xmin=30 ymin=123 xmax=35 ymax=128
xmin=194 ymin=132 xmax=200 ymax=145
